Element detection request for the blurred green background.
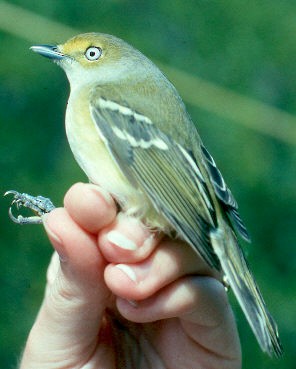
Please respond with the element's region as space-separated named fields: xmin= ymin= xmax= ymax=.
xmin=0 ymin=1 xmax=295 ymax=368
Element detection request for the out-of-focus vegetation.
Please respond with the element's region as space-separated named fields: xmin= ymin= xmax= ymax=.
xmin=0 ymin=1 xmax=295 ymax=368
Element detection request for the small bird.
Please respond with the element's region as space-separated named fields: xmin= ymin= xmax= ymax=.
xmin=29 ymin=33 xmax=282 ymax=356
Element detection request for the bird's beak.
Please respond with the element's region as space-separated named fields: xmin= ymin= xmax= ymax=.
xmin=30 ymin=44 xmax=65 ymax=60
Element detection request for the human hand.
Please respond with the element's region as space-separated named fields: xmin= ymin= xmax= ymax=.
xmin=20 ymin=182 xmax=241 ymax=369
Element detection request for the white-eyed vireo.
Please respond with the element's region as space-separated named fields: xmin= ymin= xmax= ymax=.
xmin=28 ymin=33 xmax=282 ymax=357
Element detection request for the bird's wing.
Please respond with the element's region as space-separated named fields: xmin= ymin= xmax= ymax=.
xmin=90 ymin=94 xmax=220 ymax=268
xmin=200 ymin=143 xmax=251 ymax=242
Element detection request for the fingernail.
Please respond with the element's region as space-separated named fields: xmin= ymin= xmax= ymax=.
xmin=107 ymin=230 xmax=137 ymax=250
xmin=43 ymin=215 xmax=62 ymax=245
xmin=116 ymin=264 xmax=137 ymax=282
xmin=87 ymin=184 xmax=114 ymax=205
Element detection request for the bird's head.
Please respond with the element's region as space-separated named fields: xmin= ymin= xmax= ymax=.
xmin=31 ymin=33 xmax=153 ymax=90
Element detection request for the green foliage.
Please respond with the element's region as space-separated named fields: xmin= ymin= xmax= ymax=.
xmin=0 ymin=1 xmax=295 ymax=368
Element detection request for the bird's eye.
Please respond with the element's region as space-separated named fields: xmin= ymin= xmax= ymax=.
xmin=85 ymin=47 xmax=102 ymax=61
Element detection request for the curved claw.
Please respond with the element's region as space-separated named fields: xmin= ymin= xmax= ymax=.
xmin=4 ymin=190 xmax=19 ymax=197
xmin=8 ymin=205 xmax=43 ymax=225
xmin=4 ymin=191 xmax=23 ymax=210
xmin=8 ymin=206 xmax=22 ymax=224
xmin=11 ymin=199 xmax=20 ymax=208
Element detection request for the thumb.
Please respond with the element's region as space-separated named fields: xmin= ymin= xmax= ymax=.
xmin=20 ymin=208 xmax=110 ymax=368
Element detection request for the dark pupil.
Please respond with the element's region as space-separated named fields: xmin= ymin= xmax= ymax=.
xmin=90 ymin=50 xmax=96 ymax=57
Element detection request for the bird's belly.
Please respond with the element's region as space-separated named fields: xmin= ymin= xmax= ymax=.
xmin=65 ymin=96 xmax=169 ymax=231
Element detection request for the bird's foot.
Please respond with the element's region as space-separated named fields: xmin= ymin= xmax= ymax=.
xmin=4 ymin=190 xmax=55 ymax=224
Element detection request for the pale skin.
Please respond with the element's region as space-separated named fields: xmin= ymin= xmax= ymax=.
xmin=20 ymin=182 xmax=241 ymax=369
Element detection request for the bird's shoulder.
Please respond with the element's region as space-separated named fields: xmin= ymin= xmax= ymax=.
xmin=89 ymin=78 xmax=197 ymax=149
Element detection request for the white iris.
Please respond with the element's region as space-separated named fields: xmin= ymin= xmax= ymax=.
xmin=85 ymin=47 xmax=102 ymax=61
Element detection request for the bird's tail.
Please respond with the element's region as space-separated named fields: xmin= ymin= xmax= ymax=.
xmin=210 ymin=222 xmax=283 ymax=357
